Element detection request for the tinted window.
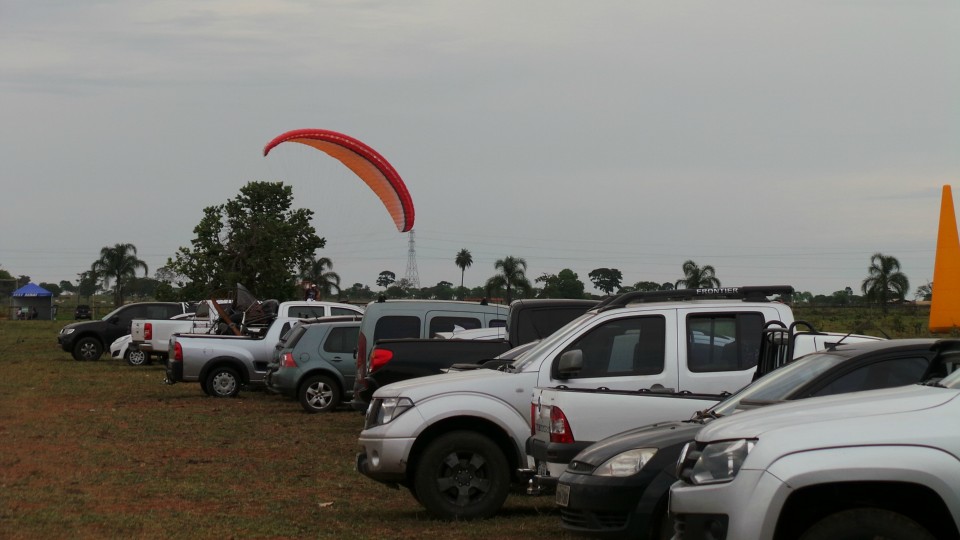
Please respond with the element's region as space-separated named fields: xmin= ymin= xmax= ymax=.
xmin=558 ymin=316 xmax=666 ymax=378
xmin=489 ymin=319 xmax=507 ymax=328
xmin=512 ymin=307 xmax=590 ymax=344
xmin=429 ymin=316 xmax=482 ymax=337
xmin=332 ymin=307 xmax=360 ymax=316
xmin=289 ymin=306 xmax=327 ymax=318
xmin=810 ymin=356 xmax=930 ymax=397
xmin=283 ymin=325 xmax=309 ymax=348
xmin=324 ymin=326 xmax=360 ymax=354
xmin=374 ymin=316 xmax=421 ymax=341
xmin=687 ymin=313 xmax=764 ymax=372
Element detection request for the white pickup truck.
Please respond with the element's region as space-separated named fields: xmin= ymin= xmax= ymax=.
xmin=356 ymin=286 xmax=817 ymax=521
xmin=528 ymin=325 xmax=883 ymax=488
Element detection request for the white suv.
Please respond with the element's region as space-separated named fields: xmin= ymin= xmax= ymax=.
xmin=670 ymin=340 xmax=960 ymax=540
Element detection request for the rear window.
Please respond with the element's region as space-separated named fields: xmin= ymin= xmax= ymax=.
xmin=374 ymin=316 xmax=421 ymax=341
xmin=282 ymin=325 xmax=309 ymax=348
xmin=288 ymin=305 xmax=327 ymax=318
xmin=332 ymin=307 xmax=360 ymax=316
xmin=428 ymin=316 xmax=482 ymax=337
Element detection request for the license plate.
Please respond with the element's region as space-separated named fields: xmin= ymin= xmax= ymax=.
xmin=555 ymin=483 xmax=570 ymax=507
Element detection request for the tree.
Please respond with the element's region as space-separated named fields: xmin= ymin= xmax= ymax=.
xmin=301 ymin=256 xmax=341 ymax=300
xmin=536 ymin=269 xmax=585 ymax=299
xmin=38 ymin=282 xmax=62 ymax=296
xmin=91 ymin=243 xmax=149 ymax=306
xmin=485 ymin=256 xmax=532 ymax=304
xmin=430 ymin=281 xmax=456 ymax=300
xmin=861 ymin=252 xmax=909 ymax=313
xmin=916 ymin=281 xmax=933 ymax=301
xmin=588 ymin=268 xmax=623 ymax=295
xmin=633 ymin=281 xmax=662 ymax=292
xmin=169 ymin=181 xmax=325 ymax=300
xmin=377 ymin=271 xmax=396 ymax=289
xmin=675 ymin=260 xmax=720 ymax=289
xmin=455 ymin=249 xmax=473 ymax=289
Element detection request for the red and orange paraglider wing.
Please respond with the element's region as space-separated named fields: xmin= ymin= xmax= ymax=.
xmin=263 ymin=129 xmax=415 ymax=233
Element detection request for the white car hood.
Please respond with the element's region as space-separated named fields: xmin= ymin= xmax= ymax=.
xmin=697 ymin=384 xmax=959 ymax=442
xmin=372 ymin=367 xmax=515 ymax=400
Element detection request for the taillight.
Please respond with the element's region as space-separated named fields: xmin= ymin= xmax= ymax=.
xmin=281 ymin=352 xmax=297 ymax=368
xmin=370 ymin=348 xmax=393 ymax=373
xmin=530 ymin=402 xmax=537 ymax=436
xmin=173 ymin=341 xmax=183 ymax=362
xmin=549 ymin=406 xmax=574 ymax=444
xmin=144 ymin=323 xmax=152 ymax=341
xmin=357 ymin=333 xmax=367 ymax=374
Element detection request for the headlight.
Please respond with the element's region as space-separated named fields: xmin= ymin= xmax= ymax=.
xmin=687 ymin=439 xmax=756 ymax=485
xmin=593 ymin=448 xmax=657 ymax=477
xmin=365 ymin=397 xmax=414 ymax=428
xmin=60 ymin=328 xmax=75 ymax=336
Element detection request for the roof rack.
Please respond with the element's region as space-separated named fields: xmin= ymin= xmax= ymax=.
xmin=597 ymin=285 xmax=794 ymax=312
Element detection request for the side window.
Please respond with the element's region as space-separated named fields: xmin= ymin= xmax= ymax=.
xmin=489 ymin=319 xmax=507 ymax=328
xmin=164 ymin=305 xmax=184 ymax=319
xmin=324 ymin=326 xmax=360 ymax=354
xmin=555 ymin=316 xmax=666 ymax=379
xmin=373 ymin=316 xmax=421 ymax=341
xmin=687 ymin=313 xmax=764 ymax=372
xmin=332 ymin=307 xmax=360 ymax=317
xmin=810 ymin=357 xmax=930 ymax=397
xmin=429 ymin=316 xmax=481 ymax=337
xmin=116 ymin=305 xmax=148 ymax=326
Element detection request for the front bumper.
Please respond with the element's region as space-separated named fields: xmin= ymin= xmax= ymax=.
xmin=356 ymin=434 xmax=417 ymax=485
xmin=670 ymin=469 xmax=785 ymax=539
xmin=557 ymin=466 xmax=675 ymax=538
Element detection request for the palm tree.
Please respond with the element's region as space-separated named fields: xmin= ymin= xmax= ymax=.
xmin=675 ymin=260 xmax=721 ymax=289
xmin=861 ymin=252 xmax=909 ymax=313
xmin=485 ymin=256 xmax=532 ymax=304
xmin=455 ymin=249 xmax=473 ymax=288
xmin=301 ymin=256 xmax=341 ymax=300
xmin=91 ymin=243 xmax=148 ymax=306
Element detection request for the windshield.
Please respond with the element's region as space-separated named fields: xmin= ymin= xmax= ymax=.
xmin=708 ymin=351 xmax=849 ymax=416
xmin=101 ymin=306 xmax=125 ymax=321
xmin=938 ymin=365 xmax=960 ymax=388
xmin=511 ymin=312 xmax=597 ymax=371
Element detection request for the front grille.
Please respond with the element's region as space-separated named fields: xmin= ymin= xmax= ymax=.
xmin=561 ymin=508 xmax=629 ymax=530
xmin=363 ymin=399 xmax=381 ymax=429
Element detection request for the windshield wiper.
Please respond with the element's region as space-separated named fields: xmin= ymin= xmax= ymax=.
xmin=922 ymin=378 xmax=947 ymax=388
xmin=691 ymin=409 xmax=722 ymax=423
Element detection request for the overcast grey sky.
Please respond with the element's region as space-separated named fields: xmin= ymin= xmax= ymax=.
xmin=2 ymin=1 xmax=958 ymax=297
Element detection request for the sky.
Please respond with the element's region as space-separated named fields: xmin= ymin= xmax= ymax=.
xmin=2 ymin=1 xmax=958 ymax=297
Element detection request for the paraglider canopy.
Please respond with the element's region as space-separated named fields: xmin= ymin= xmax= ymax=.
xmin=263 ymin=129 xmax=415 ymax=233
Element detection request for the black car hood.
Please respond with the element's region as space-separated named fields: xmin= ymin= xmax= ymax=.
xmin=571 ymin=420 xmax=705 ymax=466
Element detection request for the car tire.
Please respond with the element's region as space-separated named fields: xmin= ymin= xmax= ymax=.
xmin=413 ymin=430 xmax=510 ymax=520
xmin=205 ymin=367 xmax=241 ymax=398
xmin=800 ymin=508 xmax=936 ymax=540
xmin=73 ymin=337 xmax=103 ymax=361
xmin=125 ymin=349 xmax=148 ymax=366
xmin=298 ymin=374 xmax=340 ymax=413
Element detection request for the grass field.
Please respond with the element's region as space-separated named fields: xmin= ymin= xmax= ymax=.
xmin=0 ymin=306 xmax=940 ymax=539
xmin=0 ymin=321 xmax=564 ymax=540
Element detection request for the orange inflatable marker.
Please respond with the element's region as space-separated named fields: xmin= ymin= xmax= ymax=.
xmin=929 ymin=185 xmax=960 ymax=333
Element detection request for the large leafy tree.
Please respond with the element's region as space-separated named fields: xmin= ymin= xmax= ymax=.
xmin=536 ymin=269 xmax=585 ymax=299
xmin=91 ymin=243 xmax=148 ymax=306
xmin=455 ymin=249 xmax=473 ymax=289
xmin=377 ymin=271 xmax=396 ymax=289
xmin=675 ymin=260 xmax=720 ymax=289
xmin=301 ymin=256 xmax=341 ymax=300
xmin=588 ymin=268 xmax=623 ymax=295
xmin=861 ymin=252 xmax=909 ymax=313
xmin=169 ymin=181 xmax=325 ymax=300
xmin=485 ymin=256 xmax=532 ymax=304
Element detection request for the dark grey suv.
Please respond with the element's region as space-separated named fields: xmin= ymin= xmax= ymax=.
xmin=266 ymin=317 xmax=361 ymax=413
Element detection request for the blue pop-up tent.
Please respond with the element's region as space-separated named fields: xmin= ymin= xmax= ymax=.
xmin=11 ymin=283 xmax=54 ymax=320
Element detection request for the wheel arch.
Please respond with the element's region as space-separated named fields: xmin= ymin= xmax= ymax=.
xmin=774 ymin=481 xmax=959 ymax=540
xmin=199 ymin=357 xmax=249 ymax=384
xmin=406 ymin=415 xmax=523 ymax=488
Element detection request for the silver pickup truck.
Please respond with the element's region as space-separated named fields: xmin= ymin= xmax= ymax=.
xmin=165 ymin=316 xmax=303 ymax=397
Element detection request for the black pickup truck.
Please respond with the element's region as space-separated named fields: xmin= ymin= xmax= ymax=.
xmin=352 ymin=298 xmax=598 ymax=410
